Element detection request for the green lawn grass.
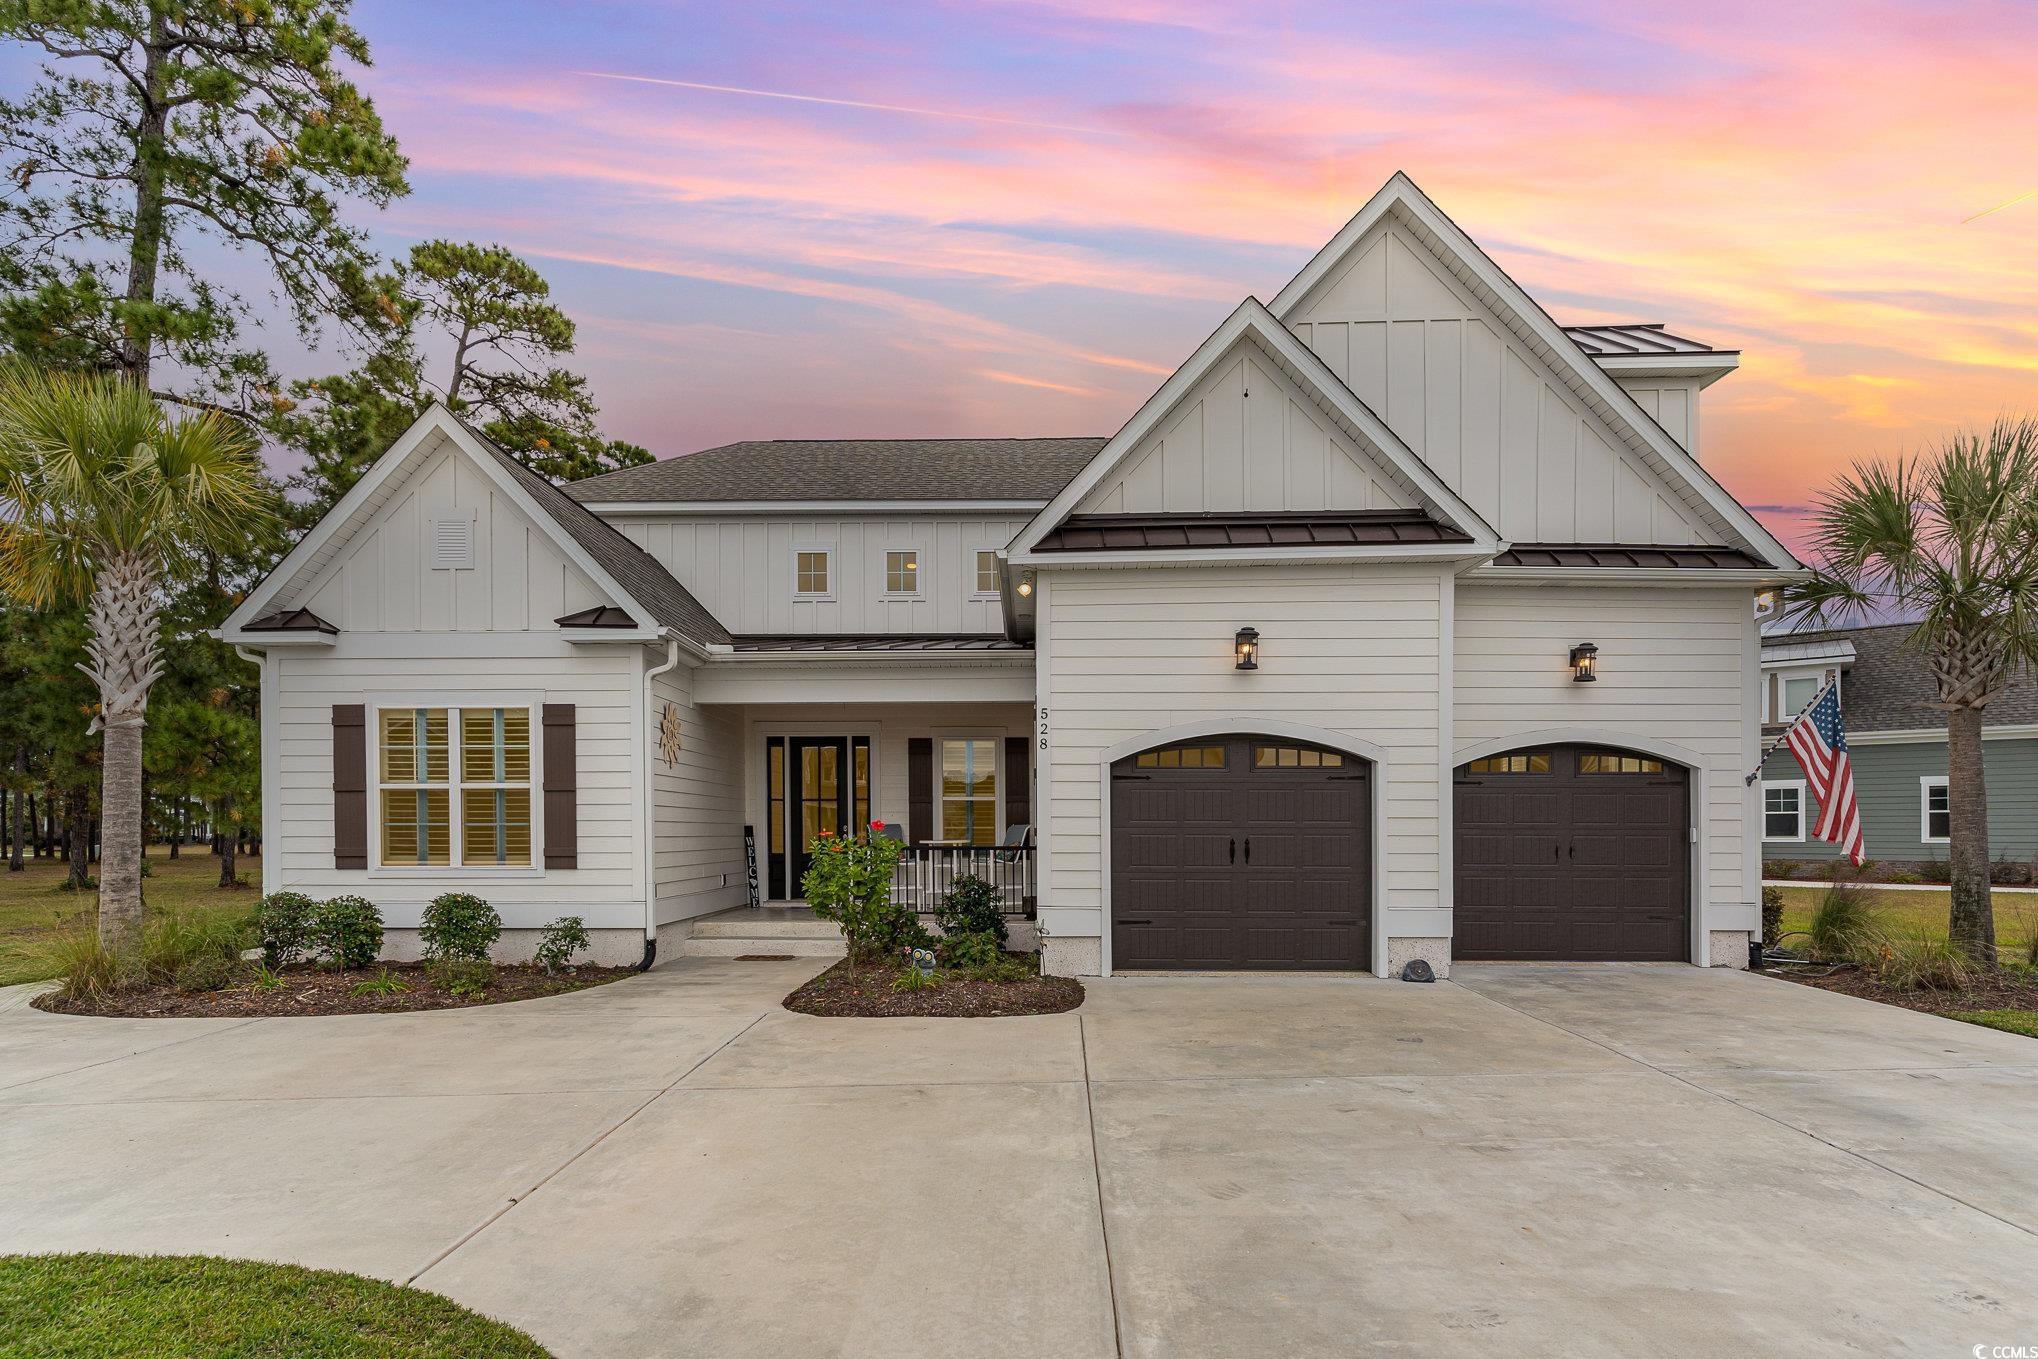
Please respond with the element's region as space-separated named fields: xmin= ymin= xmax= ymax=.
xmin=1953 ymin=1009 xmax=2038 ymax=1038
xmin=0 ymin=1253 xmax=549 ymax=1358
xmin=0 ymin=853 xmax=259 ymax=987
xmin=1772 ymin=885 xmax=2038 ymax=963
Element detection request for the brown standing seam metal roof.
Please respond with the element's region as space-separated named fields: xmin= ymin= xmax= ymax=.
xmin=1493 ymin=543 xmax=1766 ymax=570
xmin=1562 ymin=323 xmax=1738 ymax=357
xmin=244 ymin=607 xmax=339 ymax=634
xmin=460 ymin=422 xmax=733 ymax=647
xmin=564 ymin=437 xmax=1110 ymax=504
xmin=727 ymin=635 xmax=1030 ymax=653
xmin=1032 ymin=511 xmax=1474 ymax=553
xmin=554 ymin=605 xmax=639 ymax=629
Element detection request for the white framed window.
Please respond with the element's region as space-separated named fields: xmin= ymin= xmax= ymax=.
xmin=1765 ymin=667 xmax=1840 ymax=723
xmin=793 ymin=548 xmax=831 ymax=598
xmin=884 ymin=549 xmax=920 ymax=595
xmin=1921 ymin=776 xmax=1950 ymax=843
xmin=375 ymin=705 xmax=534 ymax=869
xmin=938 ymin=736 xmax=999 ymax=846
xmin=1762 ymin=780 xmax=1805 ymax=842
xmin=974 ymin=550 xmax=1000 ymax=596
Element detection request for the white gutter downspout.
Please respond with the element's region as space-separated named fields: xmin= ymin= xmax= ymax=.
xmin=232 ymin=646 xmax=276 ymax=898
xmin=638 ymin=633 xmax=684 ymax=970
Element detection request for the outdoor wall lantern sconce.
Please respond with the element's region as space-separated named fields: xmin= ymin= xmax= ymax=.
xmin=1016 ymin=574 xmax=1034 ymax=598
xmin=1235 ymin=626 xmax=1261 ymax=671
xmin=1569 ymin=641 xmax=1599 ymax=683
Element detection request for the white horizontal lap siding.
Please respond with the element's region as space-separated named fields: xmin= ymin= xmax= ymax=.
xmin=649 ymin=664 xmax=748 ymax=924
xmin=612 ymin=513 xmax=1027 ymax=635
xmin=1042 ymin=563 xmax=1446 ymax=922
xmin=1453 ymin=583 xmax=1755 ymax=918
xmin=268 ymin=640 xmax=642 ymax=931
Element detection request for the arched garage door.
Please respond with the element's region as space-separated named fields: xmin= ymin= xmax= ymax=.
xmin=1111 ymin=736 xmax=1370 ymax=971
xmin=1454 ymin=745 xmax=1690 ymax=961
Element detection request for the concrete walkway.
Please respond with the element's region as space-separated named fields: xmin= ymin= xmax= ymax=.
xmin=3 ymin=960 xmax=2036 ymax=1356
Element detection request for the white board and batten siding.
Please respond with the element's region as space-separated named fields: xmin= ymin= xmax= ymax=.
xmin=1619 ymin=379 xmax=1702 ymax=457
xmin=1284 ymin=220 xmax=1716 ymax=546
xmin=1453 ymin=583 xmax=1762 ymax=936
xmin=291 ymin=439 xmax=609 ymax=631
xmin=1038 ymin=564 xmax=1449 ymax=965
xmin=649 ymin=662 xmax=749 ymax=927
xmin=1074 ymin=337 xmax=1416 ymax=515
xmin=613 ymin=515 xmax=1027 ymax=635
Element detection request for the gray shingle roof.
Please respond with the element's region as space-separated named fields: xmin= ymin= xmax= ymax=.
xmin=1766 ymin=622 xmax=2038 ymax=732
xmin=564 ymin=437 xmax=1109 ymax=505
xmin=466 ymin=425 xmax=732 ymax=646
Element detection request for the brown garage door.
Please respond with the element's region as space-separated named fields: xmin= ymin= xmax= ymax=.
xmin=1454 ymin=745 xmax=1689 ymax=961
xmin=1111 ymin=736 xmax=1369 ymax=970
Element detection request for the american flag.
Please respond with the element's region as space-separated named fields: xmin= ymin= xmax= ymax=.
xmin=1784 ymin=684 xmax=1866 ymax=866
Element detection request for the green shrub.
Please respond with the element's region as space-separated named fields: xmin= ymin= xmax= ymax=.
xmin=173 ymin=953 xmax=243 ymax=993
xmin=892 ymin=963 xmax=940 ymax=993
xmin=1762 ymin=860 xmax=1795 ymax=880
xmin=429 ymin=958 xmax=493 ymax=998
xmin=419 ymin=893 xmax=500 ymax=964
xmin=1888 ymin=870 xmax=1923 ymax=885
xmin=1807 ymin=882 xmax=1880 ymax=962
xmin=1867 ymin=931 xmax=1977 ymax=992
xmin=141 ymin=911 xmax=254 ymax=984
xmin=1990 ymin=856 xmax=2033 ymax=886
xmin=534 ymin=916 xmax=591 ymax=974
xmin=935 ymin=875 xmax=1008 ymax=947
xmin=47 ymin=928 xmax=123 ymax=1001
xmin=937 ymin=929 xmax=1003 ymax=972
xmin=350 ymin=968 xmax=411 ymax=997
xmin=309 ymin=896 xmax=383 ymax=970
xmin=253 ymin=892 xmax=317 ymax=966
xmin=1760 ymin=885 xmax=1784 ymax=948
xmin=800 ymin=829 xmax=922 ymax=972
xmin=1920 ymin=858 xmax=1954 ymax=885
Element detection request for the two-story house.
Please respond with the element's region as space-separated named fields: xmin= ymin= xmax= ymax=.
xmin=221 ymin=173 xmax=1800 ymax=977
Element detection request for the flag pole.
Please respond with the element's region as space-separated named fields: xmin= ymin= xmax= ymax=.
xmin=1744 ymin=677 xmax=1837 ymax=786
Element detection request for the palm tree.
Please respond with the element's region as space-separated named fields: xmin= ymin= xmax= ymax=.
xmin=0 ymin=364 xmax=276 ymax=954
xmin=1784 ymin=417 xmax=2038 ymax=966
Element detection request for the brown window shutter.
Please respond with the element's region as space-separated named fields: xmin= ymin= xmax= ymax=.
xmin=1003 ymin=735 xmax=1029 ymax=830
xmin=908 ymin=737 xmax=933 ymax=845
xmin=332 ymin=705 xmax=367 ymax=869
xmin=543 ymin=703 xmax=577 ymax=869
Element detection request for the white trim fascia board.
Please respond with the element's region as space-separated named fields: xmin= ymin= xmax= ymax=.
xmin=1268 ymin=172 xmax=1798 ymax=573
xmin=1590 ymin=353 xmax=1740 ymax=386
xmin=224 ymin=411 xmax=455 ymax=631
xmin=584 ymin=499 xmax=1049 ymax=516
xmin=212 ymin=630 xmax=336 ymax=648
xmin=1849 ymin=724 xmax=2038 ymax=745
xmin=697 ymin=665 xmax=1034 ymax=706
xmin=1464 ymin=565 xmax=1810 ymax=588
xmin=557 ymin=628 xmax=664 ymax=646
xmin=702 ymin=649 xmax=1032 ymax=667
xmin=1008 ymin=298 xmax=1500 ymax=561
xmin=1012 ymin=542 xmax=1496 ymax=570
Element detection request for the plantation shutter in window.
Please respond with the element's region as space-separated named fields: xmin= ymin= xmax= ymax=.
xmin=543 ymin=703 xmax=577 ymax=869
xmin=908 ymin=737 xmax=932 ymax=845
xmin=333 ymin=704 xmax=367 ymax=869
xmin=1004 ymin=736 xmax=1029 ymax=830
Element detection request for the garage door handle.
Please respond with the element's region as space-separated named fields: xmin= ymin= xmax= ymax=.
xmin=1568 ymin=842 xmax=1575 ymax=859
xmin=1244 ymin=836 xmax=1251 ymax=864
xmin=1119 ymin=919 xmax=1153 ymax=926
xmin=1229 ymin=837 xmax=1236 ymax=864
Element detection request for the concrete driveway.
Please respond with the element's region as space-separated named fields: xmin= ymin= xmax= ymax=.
xmin=3 ymin=961 xmax=2036 ymax=1357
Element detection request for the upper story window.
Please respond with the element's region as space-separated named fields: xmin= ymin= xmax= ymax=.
xmin=884 ymin=550 xmax=920 ymax=594
xmin=795 ymin=550 xmax=831 ymax=597
xmin=1765 ymin=666 xmax=1839 ymax=723
xmin=975 ymin=550 xmax=999 ymax=596
xmin=1921 ymin=777 xmax=1950 ymax=843
xmin=378 ymin=706 xmax=532 ymax=868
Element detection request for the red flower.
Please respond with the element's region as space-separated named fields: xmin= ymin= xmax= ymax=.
xmin=870 ymin=820 xmax=886 ymax=831
xmin=817 ymin=828 xmax=835 ymax=838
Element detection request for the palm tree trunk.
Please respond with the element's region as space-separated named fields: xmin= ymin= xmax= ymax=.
xmin=82 ymin=550 xmax=165 ymax=955
xmin=1946 ymin=704 xmax=1996 ymax=965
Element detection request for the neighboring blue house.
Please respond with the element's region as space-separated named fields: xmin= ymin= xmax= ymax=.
xmin=1759 ymin=623 xmax=2038 ymax=874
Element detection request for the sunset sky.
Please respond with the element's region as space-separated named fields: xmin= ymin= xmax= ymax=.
xmin=127 ymin=3 xmax=2038 ymax=548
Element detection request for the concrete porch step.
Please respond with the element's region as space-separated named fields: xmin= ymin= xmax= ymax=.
xmin=681 ymin=935 xmax=846 ymax=958
xmin=691 ymin=915 xmax=844 ymax=941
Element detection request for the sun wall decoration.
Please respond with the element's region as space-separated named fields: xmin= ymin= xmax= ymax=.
xmin=658 ymin=701 xmax=682 ymax=767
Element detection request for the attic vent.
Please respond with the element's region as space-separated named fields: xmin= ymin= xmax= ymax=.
xmin=428 ymin=513 xmax=476 ymax=570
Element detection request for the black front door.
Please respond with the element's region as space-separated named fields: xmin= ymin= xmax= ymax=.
xmin=766 ymin=735 xmax=873 ymax=899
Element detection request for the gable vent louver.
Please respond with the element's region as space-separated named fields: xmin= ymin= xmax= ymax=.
xmin=429 ymin=513 xmax=476 ymax=570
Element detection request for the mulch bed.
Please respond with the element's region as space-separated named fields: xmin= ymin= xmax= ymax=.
xmin=34 ymin=961 xmax=632 ymax=1018
xmin=785 ymin=957 xmax=1084 ymax=1018
xmin=1763 ymin=961 xmax=2038 ymax=1028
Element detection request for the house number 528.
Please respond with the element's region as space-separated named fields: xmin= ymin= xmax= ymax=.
xmin=1038 ymin=706 xmax=1049 ymax=750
